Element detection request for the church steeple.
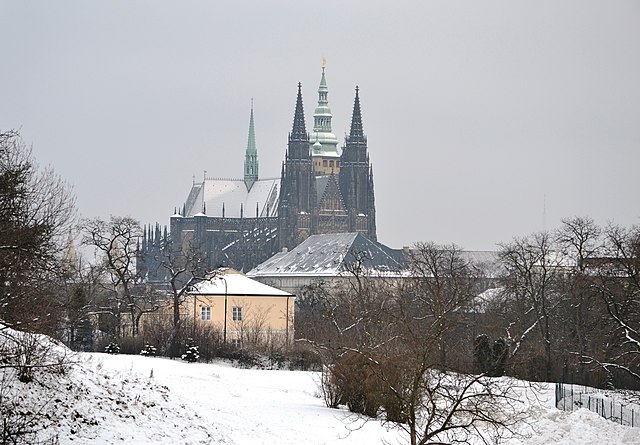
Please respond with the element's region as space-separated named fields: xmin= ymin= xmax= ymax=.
xmin=287 ymin=83 xmax=310 ymax=159
xmin=290 ymin=83 xmax=307 ymax=143
xmin=339 ymin=85 xmax=376 ymax=240
xmin=244 ymin=100 xmax=258 ymax=191
xmin=342 ymin=86 xmax=368 ymax=163
xmin=310 ymin=65 xmax=340 ymax=159
xmin=348 ymin=86 xmax=365 ymax=145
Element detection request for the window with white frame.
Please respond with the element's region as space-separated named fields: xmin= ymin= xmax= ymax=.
xmin=232 ymin=306 xmax=243 ymax=321
xmin=201 ymin=306 xmax=211 ymax=321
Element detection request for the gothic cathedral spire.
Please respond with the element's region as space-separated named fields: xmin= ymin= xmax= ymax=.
xmin=244 ymin=99 xmax=258 ymax=191
xmin=342 ymin=86 xmax=368 ymax=163
xmin=290 ymin=83 xmax=308 ymax=146
xmin=349 ymin=86 xmax=365 ymax=145
xmin=339 ymin=85 xmax=376 ymax=240
xmin=279 ymin=82 xmax=316 ymax=250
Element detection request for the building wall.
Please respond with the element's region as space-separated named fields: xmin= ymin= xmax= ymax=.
xmin=186 ymin=294 xmax=295 ymax=344
xmin=169 ymin=214 xmax=280 ymax=272
xmin=312 ymin=156 xmax=341 ymax=175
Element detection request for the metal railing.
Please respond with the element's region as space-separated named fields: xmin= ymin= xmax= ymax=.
xmin=555 ymin=382 xmax=638 ymax=428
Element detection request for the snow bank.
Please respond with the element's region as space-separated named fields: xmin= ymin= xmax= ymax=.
xmin=1 ymin=325 xmax=639 ymax=444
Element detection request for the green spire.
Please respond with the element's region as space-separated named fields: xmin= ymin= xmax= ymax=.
xmin=244 ymin=99 xmax=258 ymax=191
xmin=311 ymin=65 xmax=339 ymax=157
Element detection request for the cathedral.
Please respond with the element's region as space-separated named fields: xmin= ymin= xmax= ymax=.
xmin=139 ymin=67 xmax=377 ymax=276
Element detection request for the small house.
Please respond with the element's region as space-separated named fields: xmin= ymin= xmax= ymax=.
xmin=186 ymin=268 xmax=295 ymax=348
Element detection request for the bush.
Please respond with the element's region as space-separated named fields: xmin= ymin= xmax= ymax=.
xmin=474 ymin=334 xmax=509 ymax=377
xmin=140 ymin=344 xmax=157 ymax=357
xmin=104 ymin=342 xmax=120 ymax=354
xmin=284 ymin=344 xmax=322 ymax=371
xmin=181 ymin=338 xmax=199 ymax=363
xmin=118 ymin=336 xmax=144 ymax=355
xmin=320 ymin=365 xmax=342 ymax=409
xmin=1 ymin=326 xmax=70 ymax=444
xmin=330 ymin=352 xmax=381 ymax=417
xmin=319 ymin=351 xmax=411 ymax=422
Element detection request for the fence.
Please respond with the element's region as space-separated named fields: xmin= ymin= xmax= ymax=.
xmin=555 ymin=382 xmax=638 ymax=428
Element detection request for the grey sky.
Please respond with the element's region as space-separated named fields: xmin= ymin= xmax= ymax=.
xmin=1 ymin=1 xmax=639 ymax=250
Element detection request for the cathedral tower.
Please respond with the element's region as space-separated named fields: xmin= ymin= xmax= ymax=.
xmin=310 ymin=66 xmax=340 ymax=175
xmin=339 ymin=86 xmax=377 ymax=239
xmin=278 ymin=83 xmax=316 ymax=249
xmin=149 ymin=69 xmax=378 ymax=277
xmin=244 ymin=100 xmax=258 ymax=191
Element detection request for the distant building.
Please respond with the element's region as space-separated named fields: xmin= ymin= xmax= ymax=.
xmin=185 ymin=268 xmax=294 ymax=347
xmin=247 ymin=232 xmax=406 ymax=296
xmin=139 ymin=67 xmax=377 ymax=278
xmin=139 ymin=268 xmax=295 ymax=348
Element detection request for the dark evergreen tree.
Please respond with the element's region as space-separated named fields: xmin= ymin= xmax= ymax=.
xmin=491 ymin=337 xmax=508 ymax=377
xmin=474 ymin=334 xmax=492 ymax=374
xmin=0 ymin=130 xmax=75 ymax=333
xmin=474 ymin=334 xmax=509 ymax=377
xmin=140 ymin=344 xmax=158 ymax=356
xmin=182 ymin=338 xmax=200 ymax=363
xmin=105 ymin=342 xmax=120 ymax=354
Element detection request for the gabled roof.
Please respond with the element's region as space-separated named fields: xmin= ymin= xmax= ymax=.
xmin=184 ymin=177 xmax=280 ymax=218
xmin=189 ymin=269 xmax=292 ymax=296
xmin=315 ymin=175 xmax=331 ymax=203
xmin=248 ymin=233 xmax=407 ymax=278
xmin=316 ymin=175 xmax=346 ymax=211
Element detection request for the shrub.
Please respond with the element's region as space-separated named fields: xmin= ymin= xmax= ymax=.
xmin=104 ymin=342 xmax=120 ymax=354
xmin=181 ymin=338 xmax=199 ymax=363
xmin=140 ymin=344 xmax=157 ymax=357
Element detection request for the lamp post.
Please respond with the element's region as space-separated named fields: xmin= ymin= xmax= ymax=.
xmin=188 ymin=284 xmax=197 ymax=338
xmin=217 ymin=275 xmax=228 ymax=344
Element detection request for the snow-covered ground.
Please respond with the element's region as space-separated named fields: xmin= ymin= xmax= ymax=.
xmin=3 ymin=330 xmax=639 ymax=444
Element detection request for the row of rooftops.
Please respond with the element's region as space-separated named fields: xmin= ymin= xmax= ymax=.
xmin=189 ymin=232 xmax=633 ymax=299
xmin=185 ymin=234 xmax=500 ymax=299
xmin=247 ymin=232 xmax=501 ymax=279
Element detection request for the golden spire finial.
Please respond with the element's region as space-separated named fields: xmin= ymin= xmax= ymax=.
xmin=322 ymin=55 xmax=327 ymax=68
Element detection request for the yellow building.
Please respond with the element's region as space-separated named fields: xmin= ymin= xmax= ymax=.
xmin=186 ymin=269 xmax=295 ymax=348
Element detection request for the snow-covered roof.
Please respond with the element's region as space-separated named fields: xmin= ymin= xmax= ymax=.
xmin=247 ymin=233 xmax=407 ymax=278
xmin=185 ymin=177 xmax=280 ymax=218
xmin=189 ymin=269 xmax=292 ymax=296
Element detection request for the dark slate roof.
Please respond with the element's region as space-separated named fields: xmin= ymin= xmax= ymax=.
xmin=247 ymin=233 xmax=407 ymax=278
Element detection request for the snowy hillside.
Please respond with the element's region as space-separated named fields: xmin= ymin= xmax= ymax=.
xmin=2 ymin=328 xmax=639 ymax=444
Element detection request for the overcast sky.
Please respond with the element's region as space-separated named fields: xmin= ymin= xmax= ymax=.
xmin=1 ymin=1 xmax=639 ymax=250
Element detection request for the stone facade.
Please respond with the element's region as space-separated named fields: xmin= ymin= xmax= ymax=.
xmin=138 ymin=69 xmax=377 ymax=280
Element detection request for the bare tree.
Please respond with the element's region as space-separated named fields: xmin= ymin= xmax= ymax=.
xmin=81 ymin=216 xmax=157 ymax=338
xmin=155 ymin=236 xmax=205 ymax=356
xmin=586 ymin=223 xmax=640 ymax=386
xmin=497 ymin=232 xmax=565 ymax=381
xmin=554 ymin=216 xmax=605 ymax=381
xmin=303 ymin=244 xmax=527 ymax=445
